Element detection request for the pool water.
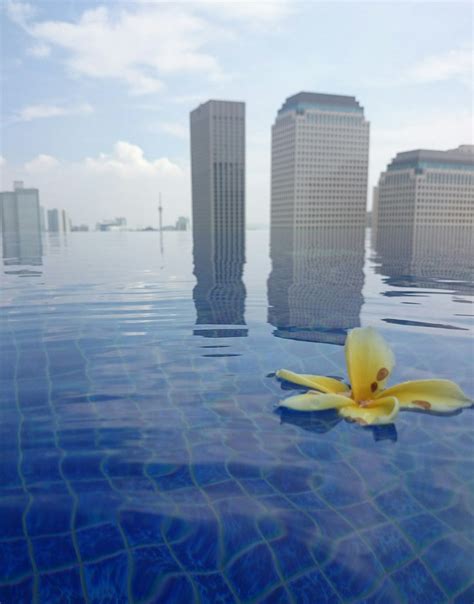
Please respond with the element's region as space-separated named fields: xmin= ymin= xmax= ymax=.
xmin=0 ymin=230 xmax=473 ymax=603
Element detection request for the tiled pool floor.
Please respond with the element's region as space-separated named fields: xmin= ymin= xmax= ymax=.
xmin=1 ymin=232 xmax=473 ymax=603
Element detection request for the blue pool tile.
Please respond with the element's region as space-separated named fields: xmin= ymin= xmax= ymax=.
xmin=399 ymin=513 xmax=449 ymax=549
xmin=26 ymin=495 xmax=73 ymax=536
xmin=266 ymin=466 xmax=311 ymax=494
xmin=259 ymin=585 xmax=291 ymax=603
xmin=287 ymin=490 xmax=327 ymax=510
xmin=289 ymin=569 xmax=340 ymax=603
xmin=193 ymin=462 xmax=231 ymax=486
xmin=258 ymin=516 xmax=284 ymax=541
xmin=203 ymin=479 xmax=245 ymax=501
xmin=239 ymin=477 xmax=275 ymax=496
xmin=22 ymin=451 xmax=63 ymax=484
xmin=227 ymin=461 xmax=261 ymax=479
xmin=454 ymin=583 xmax=474 ymax=604
xmin=32 ymin=533 xmax=77 ymax=571
xmin=77 ymin=522 xmax=125 ymax=562
xmin=0 ymin=453 xmax=21 ymax=488
xmin=62 ymin=453 xmax=105 ymax=481
xmin=227 ymin=542 xmax=280 ymax=601
xmin=217 ymin=500 xmax=261 ymax=563
xmin=131 ymin=545 xmax=180 ymax=601
xmin=154 ymin=575 xmax=195 ymax=604
xmin=0 ymin=497 xmax=28 ymax=538
xmin=422 ymin=535 xmax=474 ymax=595
xmin=0 ymin=539 xmax=32 ymax=582
xmin=0 ymin=576 xmax=33 ymax=604
xmin=324 ymin=535 xmax=384 ymax=600
xmin=309 ymin=508 xmax=353 ymax=540
xmin=436 ymin=498 xmax=474 ymax=532
xmin=170 ymin=513 xmax=220 ymax=571
xmin=75 ymin=491 xmax=122 ymax=528
xmin=38 ymin=567 xmax=85 ymax=604
xmin=193 ymin=572 xmax=236 ymax=603
xmin=119 ymin=510 xmax=166 ymax=547
xmin=84 ymin=552 xmax=129 ymax=604
xmin=360 ymin=578 xmax=402 ymax=603
xmin=374 ymin=486 xmax=423 ymax=519
xmin=148 ymin=464 xmax=195 ymax=490
xmin=392 ymin=559 xmax=446 ymax=604
xmin=342 ymin=501 xmax=387 ymax=529
xmin=364 ymin=523 xmax=415 ymax=571
xmin=271 ymin=535 xmax=314 ymax=579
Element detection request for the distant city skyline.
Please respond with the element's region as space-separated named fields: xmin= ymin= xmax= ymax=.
xmin=1 ymin=1 xmax=471 ymax=227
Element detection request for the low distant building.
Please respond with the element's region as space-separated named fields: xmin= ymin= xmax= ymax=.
xmin=96 ymin=217 xmax=127 ymax=231
xmin=71 ymin=224 xmax=89 ymax=232
xmin=175 ymin=216 xmax=189 ymax=231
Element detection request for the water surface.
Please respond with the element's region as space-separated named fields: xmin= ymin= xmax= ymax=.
xmin=1 ymin=230 xmax=473 ymax=603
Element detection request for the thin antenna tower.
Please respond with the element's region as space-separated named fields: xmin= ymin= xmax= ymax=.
xmin=158 ymin=193 xmax=164 ymax=255
xmin=158 ymin=192 xmax=163 ymax=232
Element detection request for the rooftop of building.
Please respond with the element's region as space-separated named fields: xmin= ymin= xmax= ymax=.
xmin=277 ymin=91 xmax=364 ymax=116
xmin=190 ymin=99 xmax=245 ymax=116
xmin=387 ymin=145 xmax=474 ymax=172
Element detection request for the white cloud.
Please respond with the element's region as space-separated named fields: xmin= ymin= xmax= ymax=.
xmin=5 ymin=0 xmax=37 ymax=28
xmin=406 ymin=48 xmax=472 ymax=86
xmin=14 ymin=102 xmax=93 ymax=122
xmin=83 ymin=141 xmax=183 ymax=177
xmin=24 ymin=154 xmax=59 ymax=172
xmin=1 ymin=143 xmax=188 ymax=228
xmin=9 ymin=3 xmax=225 ymax=95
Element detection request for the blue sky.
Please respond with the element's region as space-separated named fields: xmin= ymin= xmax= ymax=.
xmin=1 ymin=0 xmax=472 ymax=227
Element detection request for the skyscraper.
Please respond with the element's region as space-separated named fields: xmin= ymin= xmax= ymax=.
xmin=190 ymin=100 xmax=246 ymax=337
xmin=268 ymin=92 xmax=368 ymax=344
xmin=373 ymin=145 xmax=474 ymax=257
xmin=1 ymin=182 xmax=42 ymax=265
xmin=270 ymin=91 xmax=370 ymax=238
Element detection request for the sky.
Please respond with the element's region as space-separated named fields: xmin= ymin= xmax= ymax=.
xmin=1 ymin=0 xmax=472 ymax=228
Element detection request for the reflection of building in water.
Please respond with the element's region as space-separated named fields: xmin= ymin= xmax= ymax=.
xmin=268 ymin=227 xmax=365 ymax=344
xmin=271 ymin=92 xmax=369 ymax=232
xmin=373 ymin=145 xmax=474 ymax=256
xmin=1 ymin=181 xmax=42 ymax=265
xmin=190 ymin=100 xmax=246 ymax=337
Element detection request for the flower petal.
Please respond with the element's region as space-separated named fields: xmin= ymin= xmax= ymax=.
xmin=278 ymin=392 xmax=353 ymax=412
xmin=345 ymin=327 xmax=395 ymax=401
xmin=339 ymin=396 xmax=400 ymax=425
xmin=276 ymin=369 xmax=349 ymax=394
xmin=378 ymin=379 xmax=472 ymax=412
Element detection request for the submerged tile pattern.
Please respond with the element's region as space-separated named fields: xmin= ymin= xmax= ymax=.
xmin=0 ymin=233 xmax=473 ymax=603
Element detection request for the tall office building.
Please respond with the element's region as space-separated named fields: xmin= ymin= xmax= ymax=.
xmin=374 ymin=145 xmax=474 ymax=256
xmin=268 ymin=92 xmax=368 ymax=344
xmin=1 ymin=182 xmax=42 ymax=265
xmin=190 ymin=100 xmax=246 ymax=337
xmin=271 ymin=92 xmax=370 ymax=237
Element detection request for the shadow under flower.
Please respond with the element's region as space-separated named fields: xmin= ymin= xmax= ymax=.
xmin=276 ymin=407 xmax=398 ymax=442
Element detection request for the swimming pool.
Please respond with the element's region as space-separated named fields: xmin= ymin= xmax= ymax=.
xmin=1 ymin=230 xmax=473 ymax=603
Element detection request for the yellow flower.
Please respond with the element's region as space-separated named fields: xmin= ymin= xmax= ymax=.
xmin=276 ymin=327 xmax=471 ymax=426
